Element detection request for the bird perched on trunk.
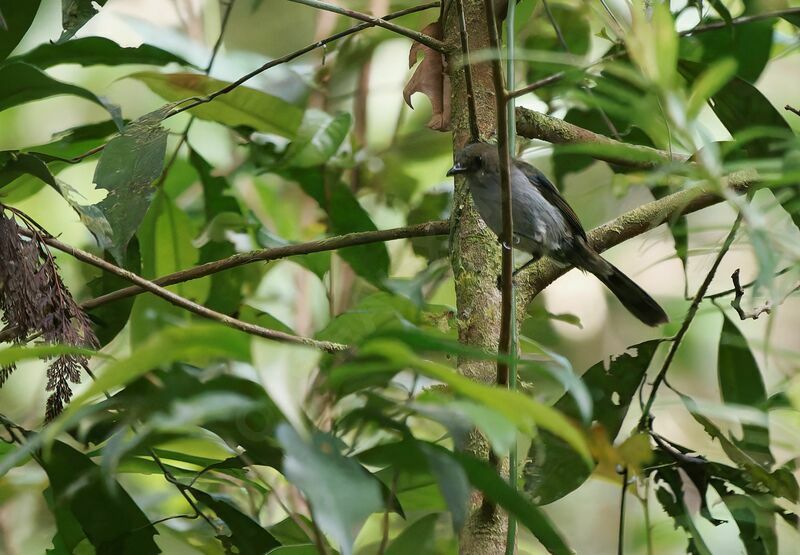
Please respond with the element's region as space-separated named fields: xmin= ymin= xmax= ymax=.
xmin=447 ymin=142 xmax=668 ymax=327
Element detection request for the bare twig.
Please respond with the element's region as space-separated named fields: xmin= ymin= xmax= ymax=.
xmin=617 ymin=466 xmax=628 ymax=555
xmin=729 ymin=268 xmax=799 ymax=320
xmin=730 ymin=268 xmax=772 ymax=320
xmin=785 ymin=105 xmax=800 ymax=118
xmin=704 ymin=266 xmax=792 ymax=300
xmin=638 ymin=215 xmax=743 ymax=428
xmin=80 ymin=221 xmax=449 ymax=310
xmin=169 ymin=2 xmax=439 ymax=119
xmin=286 ymin=0 xmax=444 ymax=51
xmin=15 ymin=229 xmax=347 ymax=352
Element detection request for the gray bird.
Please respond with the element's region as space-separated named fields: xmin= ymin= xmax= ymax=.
xmin=447 ymin=142 xmax=668 ymax=326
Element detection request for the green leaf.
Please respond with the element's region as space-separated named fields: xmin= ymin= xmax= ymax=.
xmin=686 ymin=57 xmax=738 ymax=119
xmin=362 ymin=339 xmax=592 ymax=463
xmin=385 ymin=514 xmax=439 ymax=555
xmin=87 ymin=107 xmax=168 ymax=263
xmin=718 ymin=314 xmax=773 ymax=467
xmin=282 ymin=110 xmax=351 ymax=168
xmin=39 ymin=441 xmax=159 ymax=554
xmin=131 ymin=72 xmax=303 ymax=137
xmin=419 ymin=444 xmax=470 ymax=530
xmin=715 ymin=490 xmax=778 ymax=555
xmin=525 ymin=340 xmax=660 ymax=504
xmin=0 ymin=344 xmax=99 ymax=367
xmin=317 ymin=292 xmax=417 ymax=345
xmin=43 ymin=487 xmax=86 ymax=555
xmin=679 ymin=19 xmax=773 ymax=83
xmin=86 ymin=240 xmax=141 ymax=346
xmin=277 ymin=424 xmax=383 ymax=555
xmin=9 ymin=37 xmax=192 ymax=68
xmin=0 ymin=62 xmax=121 ymax=124
xmin=653 ymin=463 xmax=715 ymax=555
xmin=447 ymin=447 xmax=572 ymax=555
xmin=59 ymin=0 xmax=109 ymax=42
xmin=0 ymin=0 xmax=41 ymax=61
xmin=290 ymin=170 xmax=389 ymax=285
xmin=188 ymin=487 xmax=281 ymax=554
xmin=0 ymin=151 xmax=57 ymax=191
xmin=267 ymin=547 xmax=318 ymax=555
xmin=53 ymin=324 xmax=252 ymax=430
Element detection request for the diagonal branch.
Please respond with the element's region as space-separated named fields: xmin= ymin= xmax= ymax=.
xmin=15 ymin=229 xmax=348 ymax=353
xmin=515 ymin=106 xmax=685 ymax=168
xmin=285 ymin=0 xmax=445 ymax=51
xmin=80 ymin=221 xmax=449 ymax=310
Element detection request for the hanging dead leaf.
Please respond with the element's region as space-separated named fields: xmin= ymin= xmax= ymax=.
xmin=402 ymin=21 xmax=451 ymax=131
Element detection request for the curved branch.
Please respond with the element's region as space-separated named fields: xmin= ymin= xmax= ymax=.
xmin=22 ymin=232 xmax=348 ymax=353
xmin=516 ymin=170 xmax=756 ymax=307
xmin=80 ymin=221 xmax=449 ymax=310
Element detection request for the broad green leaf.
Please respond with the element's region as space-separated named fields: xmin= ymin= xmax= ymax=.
xmin=419 ymin=444 xmax=470 ymax=530
xmin=88 ymin=107 xmax=168 ymax=263
xmin=189 ymin=487 xmax=281 ymax=554
xmin=679 ymin=19 xmax=773 ymax=83
xmin=43 ymin=487 xmax=86 ymax=555
xmin=385 ymin=514 xmax=439 ymax=555
xmin=718 ymin=315 xmax=773 ymax=466
xmin=0 ymin=152 xmax=57 ymax=191
xmin=0 ymin=62 xmax=121 ymax=124
xmin=58 ymin=0 xmax=109 ymax=42
xmin=653 ymin=463 xmax=715 ymax=555
xmin=317 ymin=292 xmax=417 ymax=345
xmin=446 ymin=447 xmax=572 ymax=555
xmin=39 ymin=441 xmax=159 ymax=554
xmin=282 ymin=110 xmax=351 ymax=168
xmin=9 ymin=37 xmax=191 ymax=68
xmin=54 ymin=324 xmax=252 ymax=427
xmin=138 ymin=190 xmax=206 ymax=301
xmin=525 ymin=340 xmax=660 ymax=504
xmin=86 ymin=240 xmax=141 ymax=346
xmin=290 ymin=170 xmax=389 ymax=286
xmin=686 ymin=58 xmax=738 ymax=119
xmin=277 ymin=424 xmax=383 ymax=555
xmin=0 ymin=0 xmax=41 ymax=60
xmin=362 ymin=339 xmax=591 ymax=463
xmin=131 ymin=72 xmax=303 ymax=137
xmin=716 ymin=491 xmax=778 ymax=555
xmin=190 ymin=149 xmax=249 ymax=314
xmin=267 ymin=547 xmax=318 ymax=555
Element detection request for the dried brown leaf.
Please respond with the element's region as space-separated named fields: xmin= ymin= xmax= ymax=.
xmin=402 ymin=21 xmax=451 ymax=131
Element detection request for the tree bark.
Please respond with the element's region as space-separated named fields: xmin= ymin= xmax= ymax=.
xmin=443 ymin=1 xmax=509 ymax=553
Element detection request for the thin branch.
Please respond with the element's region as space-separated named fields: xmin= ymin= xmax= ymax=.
xmin=638 ymin=215 xmax=743 ymax=428
xmin=169 ymin=2 xmax=439 ymax=119
xmin=728 ymin=268 xmax=799 ymax=320
xmin=16 ymin=229 xmax=347 ymax=353
xmin=785 ymin=105 xmax=800 ymax=118
xmin=455 ymin=0 xmax=479 ymax=141
xmin=515 ymin=106 xmax=685 ymax=168
xmin=617 ymin=467 xmax=628 ymax=555
xmin=286 ymin=0 xmax=444 ymax=51
xmin=79 ymin=221 xmax=449 ymax=310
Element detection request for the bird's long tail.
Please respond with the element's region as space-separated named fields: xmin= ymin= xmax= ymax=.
xmin=572 ymin=243 xmax=668 ymax=327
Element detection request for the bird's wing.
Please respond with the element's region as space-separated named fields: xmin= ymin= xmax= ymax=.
xmin=513 ymin=159 xmax=587 ymax=241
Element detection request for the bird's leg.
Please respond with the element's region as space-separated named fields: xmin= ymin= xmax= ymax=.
xmin=513 ymin=254 xmax=542 ymax=277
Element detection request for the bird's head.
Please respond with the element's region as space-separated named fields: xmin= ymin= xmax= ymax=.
xmin=446 ymin=142 xmax=499 ymax=177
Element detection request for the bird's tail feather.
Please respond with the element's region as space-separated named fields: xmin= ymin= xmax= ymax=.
xmin=573 ymin=246 xmax=668 ymax=327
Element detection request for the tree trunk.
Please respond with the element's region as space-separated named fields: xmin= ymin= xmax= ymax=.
xmin=443 ymin=1 xmax=510 ymax=553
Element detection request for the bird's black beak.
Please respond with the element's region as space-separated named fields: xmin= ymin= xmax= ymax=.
xmin=446 ymin=162 xmax=468 ymax=177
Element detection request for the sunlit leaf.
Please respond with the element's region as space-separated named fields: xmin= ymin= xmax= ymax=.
xmin=281 ymin=110 xmax=351 ymax=168
xmin=131 ymin=72 xmax=303 ymax=137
